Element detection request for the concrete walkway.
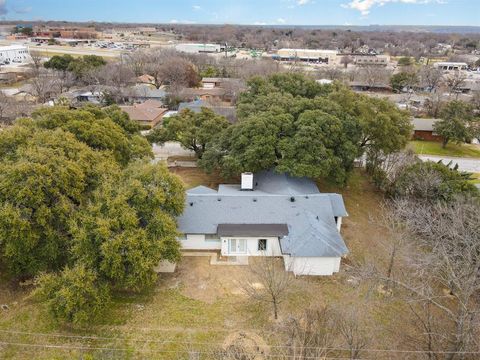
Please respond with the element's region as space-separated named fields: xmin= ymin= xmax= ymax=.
xmin=419 ymin=155 xmax=480 ymax=173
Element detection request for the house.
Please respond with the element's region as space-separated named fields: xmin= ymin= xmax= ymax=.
xmin=136 ymin=74 xmax=156 ymax=85
xmin=349 ymin=81 xmax=392 ymax=92
xmin=412 ymin=118 xmax=442 ymax=141
xmin=119 ymin=100 xmax=167 ymax=128
xmin=178 ymin=99 xmax=237 ymax=123
xmin=182 ymin=77 xmax=245 ymax=103
xmin=129 ymin=84 xmax=166 ymax=103
xmin=177 ymin=171 xmax=349 ymax=276
xmin=179 ymin=87 xmax=226 ymax=102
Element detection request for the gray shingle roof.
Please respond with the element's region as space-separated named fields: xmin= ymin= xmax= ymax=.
xmin=217 ymin=224 xmax=289 ymax=237
xmin=412 ymin=118 xmax=440 ymax=132
xmin=178 ymin=100 xmax=237 ymax=124
xmin=178 ymin=171 xmax=349 ymax=258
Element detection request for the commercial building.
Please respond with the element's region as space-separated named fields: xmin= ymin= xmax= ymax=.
xmin=353 ymin=54 xmax=390 ymax=66
xmin=0 ymin=45 xmax=30 ymax=64
xmin=175 ymin=43 xmax=225 ymax=54
xmin=434 ymin=62 xmax=468 ymax=71
xmin=33 ymin=26 xmax=98 ymax=39
xmin=274 ymin=49 xmax=338 ymax=64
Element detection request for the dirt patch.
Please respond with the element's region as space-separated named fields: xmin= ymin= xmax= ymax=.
xmin=163 ymin=257 xmax=250 ymax=303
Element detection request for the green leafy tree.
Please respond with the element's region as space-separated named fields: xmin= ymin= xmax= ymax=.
xmin=435 ymin=100 xmax=479 ymax=148
xmin=0 ymin=128 xmax=116 ymax=276
xmin=0 ymin=106 xmax=186 ymax=323
xmin=71 ymin=162 xmax=185 ymax=290
xmin=397 ymin=57 xmax=413 ymax=66
xmin=150 ymin=108 xmax=230 ymax=159
xmin=44 ymin=54 xmax=75 ymax=72
xmin=390 ymin=72 xmax=418 ymax=93
xmin=34 ymin=264 xmax=110 ymax=325
xmin=202 ymin=74 xmax=411 ymax=184
xmin=67 ymin=55 xmax=107 ymax=78
xmin=30 ymin=106 xmax=152 ymax=166
xmin=43 ymin=55 xmax=106 ymax=78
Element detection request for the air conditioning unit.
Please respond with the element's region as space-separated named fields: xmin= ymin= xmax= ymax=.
xmin=241 ymin=172 xmax=254 ymax=191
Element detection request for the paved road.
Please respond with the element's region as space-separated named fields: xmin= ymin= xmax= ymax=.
xmin=152 ymin=141 xmax=195 ymax=161
xmin=419 ymin=155 xmax=480 ymax=173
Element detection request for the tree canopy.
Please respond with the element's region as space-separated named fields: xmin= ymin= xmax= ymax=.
xmin=147 ymin=108 xmax=230 ymax=159
xmin=390 ymin=72 xmax=418 ymax=93
xmin=435 ymin=100 xmax=480 ymax=148
xmin=390 ymin=160 xmax=479 ymax=202
xmin=29 ymin=105 xmax=152 ymax=166
xmin=199 ymin=73 xmax=411 ymax=184
xmin=0 ymin=106 xmax=185 ymax=324
xmin=44 ymin=54 xmax=106 ymax=77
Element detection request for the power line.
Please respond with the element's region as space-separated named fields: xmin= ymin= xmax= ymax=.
xmin=1 ymin=328 xmax=479 ymax=355
xmin=0 ymin=340 xmax=368 ymax=360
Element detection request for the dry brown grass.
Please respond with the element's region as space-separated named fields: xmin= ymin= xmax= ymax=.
xmin=0 ymin=168 xmax=412 ymax=359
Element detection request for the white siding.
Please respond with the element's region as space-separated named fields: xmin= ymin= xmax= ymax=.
xmin=220 ymin=237 xmax=282 ymax=257
xmin=284 ymin=255 xmax=341 ymax=276
xmin=180 ymin=234 xmax=222 ymax=250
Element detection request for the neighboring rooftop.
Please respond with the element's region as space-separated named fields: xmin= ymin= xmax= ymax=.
xmin=412 ymin=118 xmax=440 ymax=132
xmin=119 ymin=100 xmax=167 ymax=126
xmin=178 ymin=99 xmax=237 ymax=123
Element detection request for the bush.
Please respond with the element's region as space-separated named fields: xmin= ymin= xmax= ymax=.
xmin=35 ymin=265 xmax=110 ymax=325
xmin=390 ymin=161 xmax=479 ymax=202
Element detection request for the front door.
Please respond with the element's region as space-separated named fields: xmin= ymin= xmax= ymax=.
xmin=228 ymin=239 xmax=247 ymax=254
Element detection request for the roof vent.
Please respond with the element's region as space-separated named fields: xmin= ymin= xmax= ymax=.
xmin=290 ymin=197 xmax=295 ymax=202
xmin=217 ymin=198 xmax=222 ymax=201
xmin=253 ymin=198 xmax=257 ymax=202
xmin=189 ymin=202 xmax=194 ymax=206
xmin=241 ymin=172 xmax=254 ymax=191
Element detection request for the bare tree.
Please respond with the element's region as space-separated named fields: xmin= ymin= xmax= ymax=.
xmin=0 ymin=92 xmax=34 ymax=124
xmin=340 ymin=55 xmax=354 ymax=69
xmin=419 ymin=65 xmax=444 ymax=93
xmin=424 ymin=91 xmax=444 ymax=118
xmin=357 ymin=65 xmax=392 ymax=89
xmin=26 ymin=69 xmax=61 ymax=104
xmin=29 ymin=51 xmax=44 ymax=74
xmin=338 ymin=309 xmax=369 ymax=360
xmin=279 ymin=307 xmax=339 ymax=360
xmin=369 ymin=197 xmax=480 ymax=360
xmin=316 ymin=66 xmax=345 ymax=81
xmin=444 ymin=71 xmax=467 ymax=98
xmin=240 ymin=256 xmax=294 ymax=320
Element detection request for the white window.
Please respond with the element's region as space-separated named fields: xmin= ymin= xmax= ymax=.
xmin=228 ymin=239 xmax=247 ymax=254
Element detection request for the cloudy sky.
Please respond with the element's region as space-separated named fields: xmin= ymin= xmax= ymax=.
xmin=2 ymin=0 xmax=479 ymax=26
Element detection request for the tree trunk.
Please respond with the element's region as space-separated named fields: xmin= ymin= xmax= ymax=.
xmin=442 ymin=138 xmax=449 ymax=149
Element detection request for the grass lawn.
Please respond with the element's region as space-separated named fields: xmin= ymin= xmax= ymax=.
xmin=409 ymin=140 xmax=480 ymax=158
xmin=470 ymin=173 xmax=480 ymax=184
xmin=0 ymin=168 xmax=409 ymax=359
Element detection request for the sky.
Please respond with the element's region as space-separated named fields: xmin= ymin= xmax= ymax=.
xmin=2 ymin=0 xmax=480 ymax=26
